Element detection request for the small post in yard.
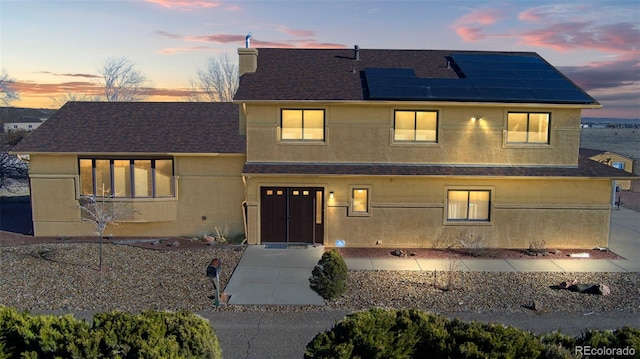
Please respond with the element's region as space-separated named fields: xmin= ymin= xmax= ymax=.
xmin=207 ymin=258 xmax=222 ymax=307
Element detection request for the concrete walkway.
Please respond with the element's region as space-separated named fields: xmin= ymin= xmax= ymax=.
xmin=224 ymin=207 xmax=639 ymax=304
xmin=224 ymin=244 xmax=325 ymax=305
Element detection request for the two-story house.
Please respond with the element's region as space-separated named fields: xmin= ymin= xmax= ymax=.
xmin=12 ymin=46 xmax=636 ymax=248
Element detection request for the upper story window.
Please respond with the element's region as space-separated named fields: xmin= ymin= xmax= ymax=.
xmin=447 ymin=189 xmax=490 ymax=222
xmin=394 ymin=110 xmax=438 ymax=142
xmin=281 ymin=109 xmax=325 ymax=141
xmin=506 ymin=112 xmax=550 ymax=144
xmin=79 ymin=158 xmax=174 ymax=198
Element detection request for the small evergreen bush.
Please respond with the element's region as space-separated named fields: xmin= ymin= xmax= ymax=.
xmin=309 ymin=249 xmax=348 ymax=300
xmin=0 ymin=306 xmax=221 ymax=359
xmin=305 ymin=308 xmax=640 ymax=359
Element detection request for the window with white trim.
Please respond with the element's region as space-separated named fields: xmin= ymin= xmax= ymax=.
xmin=447 ymin=190 xmax=490 ymax=222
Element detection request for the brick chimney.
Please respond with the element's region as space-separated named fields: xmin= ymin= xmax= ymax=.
xmin=238 ymin=48 xmax=258 ymax=76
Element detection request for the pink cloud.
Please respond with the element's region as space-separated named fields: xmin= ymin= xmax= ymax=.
xmin=276 ymin=26 xmax=315 ymax=37
xmin=519 ymin=21 xmax=640 ymax=55
xmin=13 ymin=81 xmax=102 ymax=96
xmin=160 ymin=46 xmax=213 ymax=54
xmin=455 ymin=27 xmax=486 ymax=42
xmin=457 ymin=8 xmax=504 ymax=25
xmin=451 ymin=8 xmax=505 ymax=42
xmin=145 ymin=0 xmax=221 ymax=10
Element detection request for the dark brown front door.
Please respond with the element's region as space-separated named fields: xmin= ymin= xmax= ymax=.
xmin=260 ymin=187 xmax=324 ymax=243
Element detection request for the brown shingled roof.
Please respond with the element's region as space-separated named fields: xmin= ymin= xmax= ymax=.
xmin=242 ymin=156 xmax=638 ymax=179
xmin=12 ymin=102 xmax=245 ymax=154
xmin=234 ymin=48 xmax=597 ymax=104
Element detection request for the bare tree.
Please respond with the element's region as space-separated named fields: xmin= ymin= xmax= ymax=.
xmin=188 ymin=53 xmax=238 ymax=102
xmin=0 ymin=130 xmax=29 ymax=191
xmin=0 ymin=70 xmax=19 ymax=105
xmin=79 ymin=192 xmax=136 ymax=271
xmin=98 ymin=57 xmax=149 ymax=102
xmin=50 ymin=91 xmax=101 ymax=108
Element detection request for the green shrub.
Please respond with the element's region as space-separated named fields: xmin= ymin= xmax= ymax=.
xmin=0 ymin=306 xmax=221 ymax=359
xmin=577 ymin=326 xmax=640 ymax=354
xmin=309 ymin=249 xmax=348 ymax=300
xmin=306 ymin=309 xmax=640 ymax=359
xmin=92 ymin=310 xmax=222 ymax=359
xmin=0 ymin=305 xmax=97 ymax=358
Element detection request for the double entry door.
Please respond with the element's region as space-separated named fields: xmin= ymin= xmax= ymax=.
xmin=260 ymin=187 xmax=324 ymax=244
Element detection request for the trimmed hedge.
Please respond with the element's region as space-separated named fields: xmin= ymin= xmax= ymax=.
xmin=305 ymin=308 xmax=640 ymax=359
xmin=0 ymin=306 xmax=222 ymax=359
xmin=309 ymin=249 xmax=348 ymax=300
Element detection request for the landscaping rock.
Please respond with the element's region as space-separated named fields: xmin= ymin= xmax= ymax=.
xmin=558 ymin=279 xmax=579 ymax=289
xmin=597 ymin=284 xmax=611 ymax=296
xmin=531 ymin=299 xmax=544 ymax=312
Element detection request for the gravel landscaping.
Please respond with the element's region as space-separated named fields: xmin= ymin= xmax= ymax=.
xmin=1 ymin=241 xmax=638 ymax=314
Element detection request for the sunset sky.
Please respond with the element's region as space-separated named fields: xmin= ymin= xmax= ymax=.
xmin=1 ymin=0 xmax=638 ymax=118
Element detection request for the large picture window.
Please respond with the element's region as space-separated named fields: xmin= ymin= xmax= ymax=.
xmin=447 ymin=190 xmax=490 ymax=222
xmin=394 ymin=110 xmax=438 ymax=142
xmin=79 ymin=158 xmax=174 ymax=198
xmin=506 ymin=112 xmax=550 ymax=144
xmin=281 ymin=109 xmax=325 ymax=141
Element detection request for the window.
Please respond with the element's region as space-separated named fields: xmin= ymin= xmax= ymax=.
xmin=506 ymin=112 xmax=550 ymax=144
xmin=281 ymin=109 xmax=324 ymax=141
xmin=79 ymin=158 xmax=174 ymax=198
xmin=394 ymin=110 xmax=438 ymax=142
xmin=447 ymin=190 xmax=490 ymax=222
xmin=612 ymin=162 xmax=625 ymax=170
xmin=349 ymin=186 xmax=370 ymax=216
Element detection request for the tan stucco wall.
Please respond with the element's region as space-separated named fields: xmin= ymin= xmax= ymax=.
xmin=244 ymin=175 xmax=612 ymax=249
xmin=244 ymin=103 xmax=581 ymax=166
xmin=28 ymin=154 xmax=246 ymax=239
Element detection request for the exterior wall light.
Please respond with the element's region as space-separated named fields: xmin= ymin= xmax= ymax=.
xmin=329 ymin=191 xmax=334 ymax=199
xmin=471 ymin=116 xmax=483 ymax=122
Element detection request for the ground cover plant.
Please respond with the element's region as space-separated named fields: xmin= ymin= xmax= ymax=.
xmin=305 ymin=308 xmax=640 ymax=359
xmin=0 ymin=306 xmax=222 ymax=358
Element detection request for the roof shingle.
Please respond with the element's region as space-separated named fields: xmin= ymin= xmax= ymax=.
xmin=242 ymin=156 xmax=638 ymax=179
xmin=13 ymin=102 xmax=245 ymax=154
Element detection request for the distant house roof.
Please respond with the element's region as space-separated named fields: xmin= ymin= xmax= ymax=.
xmin=6 ymin=117 xmax=43 ymax=124
xmin=234 ymin=48 xmax=599 ymax=105
xmin=12 ymin=102 xmax=245 ymax=154
xmin=243 ymin=156 xmax=637 ymax=179
xmin=579 ymin=148 xmax=634 ymax=161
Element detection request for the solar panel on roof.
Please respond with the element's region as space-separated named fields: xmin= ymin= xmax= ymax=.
xmin=426 ymin=87 xmax=482 ymax=100
xmin=469 ymin=78 xmax=525 ymax=89
xmin=419 ymin=78 xmax=471 ymax=87
xmin=368 ymin=86 xmax=425 ymax=100
xmin=523 ymin=79 xmax=576 ymax=90
xmin=364 ymin=53 xmax=596 ymax=104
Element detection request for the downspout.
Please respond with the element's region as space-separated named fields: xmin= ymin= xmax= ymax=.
xmin=242 ymin=175 xmax=249 ymax=242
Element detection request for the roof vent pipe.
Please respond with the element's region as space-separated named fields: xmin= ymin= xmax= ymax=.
xmin=354 ymin=45 xmax=360 ymax=61
xmin=245 ymin=32 xmax=252 ymax=48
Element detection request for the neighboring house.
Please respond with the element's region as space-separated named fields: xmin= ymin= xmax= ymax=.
xmin=580 ymin=148 xmax=635 ymax=191
xmin=13 ymin=46 xmax=637 ymax=249
xmin=3 ymin=117 xmax=43 ymax=132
